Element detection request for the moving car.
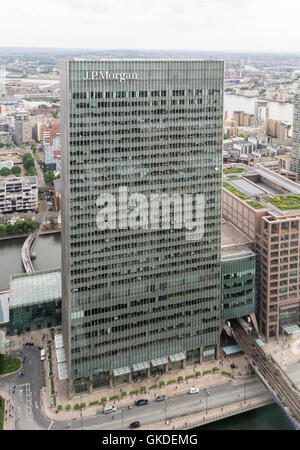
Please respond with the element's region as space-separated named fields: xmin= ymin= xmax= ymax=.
xmin=103 ymin=405 xmax=117 ymax=414
xmin=129 ymin=421 xmax=141 ymax=429
xmin=135 ymin=399 xmax=149 ymax=406
xmin=156 ymin=395 xmax=168 ymax=402
xmin=188 ymin=387 xmax=199 ymax=394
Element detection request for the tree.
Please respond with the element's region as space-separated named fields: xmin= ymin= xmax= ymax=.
xmin=44 ymin=171 xmax=56 ymax=186
xmin=11 ymin=165 xmax=21 ymax=176
xmin=0 ymin=167 xmax=11 ymax=177
xmin=28 ymin=166 xmax=36 ymax=176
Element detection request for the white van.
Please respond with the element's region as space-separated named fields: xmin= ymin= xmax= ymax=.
xmin=40 ymin=349 xmax=46 ymax=361
xmin=103 ymin=405 xmax=116 ymax=414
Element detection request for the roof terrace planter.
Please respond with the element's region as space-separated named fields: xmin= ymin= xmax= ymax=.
xmin=247 ymin=201 xmax=265 ymax=209
xmin=222 ymin=182 xmax=250 ymax=200
xmin=264 ymin=195 xmax=300 ymax=210
xmin=223 ymin=167 xmax=247 ymax=174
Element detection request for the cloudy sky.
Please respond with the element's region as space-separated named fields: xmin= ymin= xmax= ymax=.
xmin=1 ymin=0 xmax=300 ymax=53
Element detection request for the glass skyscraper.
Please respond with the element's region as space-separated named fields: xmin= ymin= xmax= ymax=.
xmin=61 ymin=59 xmax=224 ymax=395
xmin=291 ymin=71 xmax=300 ymax=179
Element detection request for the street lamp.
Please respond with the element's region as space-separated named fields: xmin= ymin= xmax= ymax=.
xmin=164 ymin=397 xmax=167 ymax=424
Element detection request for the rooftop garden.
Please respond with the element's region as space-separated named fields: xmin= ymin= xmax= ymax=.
xmin=265 ymin=195 xmax=300 ymax=210
xmin=247 ymin=201 xmax=264 ymax=209
xmin=222 ymin=181 xmax=249 ymax=200
xmin=223 ymin=167 xmax=247 ymax=174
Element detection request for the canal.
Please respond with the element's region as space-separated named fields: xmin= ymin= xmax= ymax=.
xmin=0 ymin=233 xmax=295 ymax=429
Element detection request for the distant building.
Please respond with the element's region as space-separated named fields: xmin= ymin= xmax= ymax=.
xmin=13 ymin=113 xmax=32 ymax=146
xmin=254 ymin=100 xmax=269 ymax=126
xmin=44 ymin=136 xmax=61 ymax=172
xmin=0 ymin=175 xmax=38 ymax=213
xmin=42 ymin=120 xmax=60 ymax=146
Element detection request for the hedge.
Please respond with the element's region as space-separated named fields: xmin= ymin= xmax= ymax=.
xmin=80 ymin=403 xmax=86 ymax=408
xmin=0 ymin=396 xmax=4 ymax=430
xmin=167 ymin=379 xmax=176 ymax=385
xmin=57 ymin=405 xmax=62 ymax=411
xmin=49 ymin=371 xmax=53 ymax=377
xmin=101 ymin=397 xmax=107 ymax=403
xmin=121 ymin=392 xmax=127 ymax=397
xmin=185 ymin=374 xmax=194 ymax=380
xmin=221 ymin=371 xmax=232 ymax=377
xmin=149 ymin=384 xmax=157 ymax=390
xmin=53 ymin=397 xmax=56 ymax=406
xmin=203 ymin=370 xmax=212 ymax=375
xmin=140 ymin=386 xmax=146 ymax=392
xmin=159 ymin=381 xmax=165 ymax=387
xmin=195 ymin=371 xmax=201 ymax=377
xmin=109 ymin=395 xmax=119 ymax=400
xmin=74 ymin=404 xmax=80 ymax=410
xmin=51 ymin=389 xmax=55 ymax=395
xmin=66 ymin=404 xmax=71 ymax=410
xmin=129 ymin=389 xmax=139 ymax=395
xmin=213 ymin=367 xmax=219 ymax=372
xmin=177 ymin=376 xmax=183 ymax=382
xmin=89 ymin=401 xmax=99 ymax=406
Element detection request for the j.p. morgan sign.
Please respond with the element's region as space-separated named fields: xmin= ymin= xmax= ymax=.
xmin=83 ymin=71 xmax=138 ymax=82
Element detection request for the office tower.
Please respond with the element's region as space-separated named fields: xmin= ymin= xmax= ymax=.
xmin=292 ymin=71 xmax=300 ymax=180
xmin=61 ymin=59 xmax=224 ymax=395
xmin=0 ymin=66 xmax=5 ymax=97
xmin=13 ymin=113 xmax=32 ymax=146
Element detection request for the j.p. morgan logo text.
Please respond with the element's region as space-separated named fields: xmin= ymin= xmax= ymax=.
xmin=83 ymin=70 xmax=138 ymax=82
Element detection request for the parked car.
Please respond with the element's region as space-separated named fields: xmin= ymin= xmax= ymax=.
xmin=40 ymin=349 xmax=46 ymax=361
xmin=156 ymin=395 xmax=168 ymax=402
xmin=135 ymin=399 xmax=149 ymax=406
xmin=188 ymin=387 xmax=199 ymax=394
xmin=129 ymin=421 xmax=141 ymax=429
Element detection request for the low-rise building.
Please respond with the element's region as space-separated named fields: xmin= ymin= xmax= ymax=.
xmin=0 ymin=175 xmax=38 ymax=213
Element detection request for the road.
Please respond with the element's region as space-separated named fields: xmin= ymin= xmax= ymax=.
xmin=1 ymin=347 xmax=300 ymax=430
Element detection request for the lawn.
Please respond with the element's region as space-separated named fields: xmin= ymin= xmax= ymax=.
xmin=265 ymin=195 xmax=300 ymax=210
xmin=247 ymin=201 xmax=265 ymax=209
xmin=223 ymin=181 xmax=249 ymax=200
xmin=223 ymin=167 xmax=247 ymax=174
xmin=0 ymin=356 xmax=21 ymax=375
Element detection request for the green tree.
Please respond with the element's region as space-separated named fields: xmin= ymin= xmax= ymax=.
xmin=44 ymin=171 xmax=55 ymax=186
xmin=0 ymin=167 xmax=11 ymax=177
xmin=28 ymin=166 xmax=36 ymax=176
xmin=11 ymin=165 xmax=21 ymax=176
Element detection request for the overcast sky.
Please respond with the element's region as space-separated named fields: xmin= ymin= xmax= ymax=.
xmin=1 ymin=0 xmax=300 ymax=53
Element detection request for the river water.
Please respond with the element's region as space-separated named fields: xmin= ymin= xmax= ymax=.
xmin=224 ymin=93 xmax=293 ymax=125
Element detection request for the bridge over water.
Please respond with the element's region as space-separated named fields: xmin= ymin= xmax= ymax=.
xmin=230 ymin=319 xmax=300 ymax=430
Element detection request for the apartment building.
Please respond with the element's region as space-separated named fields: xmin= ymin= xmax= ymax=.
xmin=0 ymin=175 xmax=38 ymax=213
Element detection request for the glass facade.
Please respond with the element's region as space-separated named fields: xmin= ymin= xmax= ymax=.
xmin=222 ymin=253 xmax=256 ymax=321
xmin=291 ymin=72 xmax=300 ymax=178
xmin=61 ymin=59 xmax=224 ymax=392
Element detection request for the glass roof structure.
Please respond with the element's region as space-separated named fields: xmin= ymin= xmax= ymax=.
xmin=169 ymin=353 xmax=186 ymax=362
xmin=132 ymin=361 xmax=150 ymax=371
xmin=282 ymin=324 xmax=300 ymax=335
xmin=151 ymin=357 xmax=168 ymax=367
xmin=11 ymin=269 xmax=61 ymax=307
xmin=58 ymin=362 xmax=68 ymax=380
xmin=223 ymin=339 xmax=264 ymax=355
xmin=55 ymin=334 xmax=64 ymax=349
xmin=56 ymin=348 xmax=66 ymax=363
xmin=0 ymin=292 xmax=9 ymax=324
xmin=113 ymin=366 xmax=131 ymax=376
